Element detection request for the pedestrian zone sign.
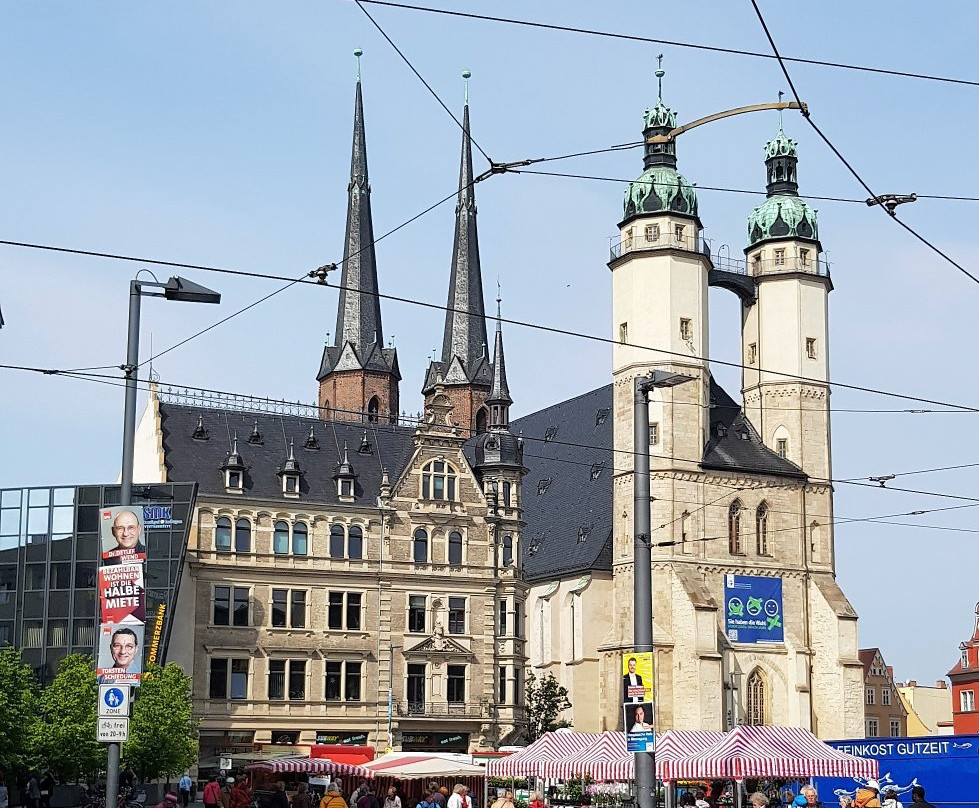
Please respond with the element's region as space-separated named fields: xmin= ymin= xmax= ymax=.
xmin=98 ymin=717 xmax=130 ymax=742
xmin=99 ymin=684 xmax=131 ymax=717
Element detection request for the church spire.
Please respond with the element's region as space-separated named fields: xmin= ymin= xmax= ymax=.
xmin=486 ymin=296 xmax=512 ymax=429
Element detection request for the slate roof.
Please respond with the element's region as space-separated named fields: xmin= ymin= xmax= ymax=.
xmin=159 ymin=403 xmax=415 ymax=506
xmin=511 ymin=385 xmax=616 ymax=583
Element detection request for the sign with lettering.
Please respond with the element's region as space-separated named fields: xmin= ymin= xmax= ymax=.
xmin=142 ymin=504 xmax=182 ymax=530
xmin=99 ymin=684 xmax=131 ymax=717
xmin=724 ymin=574 xmax=784 ymax=644
xmin=98 ymin=565 xmax=146 ymax=625
xmin=97 ymin=717 xmax=130 ymax=742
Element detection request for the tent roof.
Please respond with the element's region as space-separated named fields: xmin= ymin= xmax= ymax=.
xmin=666 ymin=726 xmax=879 ymax=781
xmin=366 ymin=755 xmax=485 ymax=778
xmin=485 ymin=732 xmax=600 ymax=777
xmin=246 ymin=756 xmax=375 ymax=778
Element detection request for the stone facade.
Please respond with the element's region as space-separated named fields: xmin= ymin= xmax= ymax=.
xmin=859 ymin=649 xmax=908 ymax=738
xmin=317 ymin=368 xmax=400 ymax=424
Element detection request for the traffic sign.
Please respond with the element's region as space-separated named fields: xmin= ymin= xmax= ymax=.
xmin=98 ymin=717 xmax=130 ymax=742
xmin=99 ymin=684 xmax=131 ymax=717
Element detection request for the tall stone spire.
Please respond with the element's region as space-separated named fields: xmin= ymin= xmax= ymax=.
xmin=486 ymin=297 xmax=512 ymax=430
xmin=317 ymin=50 xmax=400 ymax=423
xmin=423 ymin=72 xmax=492 ymax=433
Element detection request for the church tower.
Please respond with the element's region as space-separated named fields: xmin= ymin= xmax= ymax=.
xmin=422 ymin=85 xmax=492 ymax=435
xmin=317 ymin=54 xmax=401 ymax=423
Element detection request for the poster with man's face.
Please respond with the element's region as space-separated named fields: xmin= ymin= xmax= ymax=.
xmin=100 ymin=507 xmax=146 ymax=565
xmin=97 ymin=622 xmax=144 ymax=684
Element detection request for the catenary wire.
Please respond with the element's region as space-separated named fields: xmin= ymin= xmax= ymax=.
xmin=354 ymin=0 xmax=979 ymax=90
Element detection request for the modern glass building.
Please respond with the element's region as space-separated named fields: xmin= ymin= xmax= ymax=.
xmin=0 ymin=482 xmax=197 ymax=683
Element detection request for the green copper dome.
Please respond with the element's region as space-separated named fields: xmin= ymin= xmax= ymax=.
xmin=644 ymin=98 xmax=677 ymax=130
xmin=624 ymin=165 xmax=698 ymax=218
xmin=764 ymin=126 xmax=797 ymax=159
xmin=747 ymin=195 xmax=817 ymax=245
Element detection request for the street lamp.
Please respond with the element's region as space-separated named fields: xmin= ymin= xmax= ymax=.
xmin=633 ymin=370 xmax=694 ymax=808
xmin=106 ymin=274 xmax=220 ymax=808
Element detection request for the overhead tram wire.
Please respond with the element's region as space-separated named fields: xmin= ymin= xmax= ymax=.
xmin=354 ymin=0 xmax=979 ymax=90
xmin=747 ymin=0 xmax=979 ymax=288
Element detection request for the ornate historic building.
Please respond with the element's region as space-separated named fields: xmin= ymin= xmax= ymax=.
xmin=519 ymin=71 xmax=864 ymax=738
xmin=134 ymin=71 xmax=528 ymax=760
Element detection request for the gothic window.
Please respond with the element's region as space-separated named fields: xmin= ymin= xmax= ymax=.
xmin=748 ymin=343 xmax=757 ymax=365
xmin=421 ymin=460 xmax=457 ymax=501
xmin=367 ymin=397 xmax=379 ymax=423
xmin=448 ymin=531 xmax=463 ymax=565
xmin=215 ymin=517 xmax=232 ymax=552
xmin=619 ymin=323 xmax=628 ymax=344
xmin=745 ymin=669 xmax=767 ymax=725
xmin=680 ymin=318 xmax=693 ymax=340
xmin=234 ymin=518 xmax=251 ymax=553
xmin=729 ymin=500 xmax=744 ymax=555
xmin=806 ymin=338 xmax=818 ymax=359
xmin=475 ymin=408 xmax=488 ymax=435
xmin=756 ymin=503 xmax=770 ymax=555
xmin=413 ymin=528 xmax=429 ymax=563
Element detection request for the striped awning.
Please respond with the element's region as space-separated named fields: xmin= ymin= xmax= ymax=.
xmin=485 ymin=732 xmax=601 ymax=777
xmin=665 ymin=726 xmax=879 ymax=781
xmin=246 ymin=756 xmax=375 ymax=778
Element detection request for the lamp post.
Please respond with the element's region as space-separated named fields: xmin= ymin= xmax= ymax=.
xmin=105 ymin=275 xmax=220 ymax=808
xmin=633 ymin=371 xmax=695 ymax=808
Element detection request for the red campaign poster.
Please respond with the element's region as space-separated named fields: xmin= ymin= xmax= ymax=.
xmin=97 ymin=622 xmax=144 ymax=685
xmin=100 ymin=506 xmax=147 ymax=565
xmin=98 ymin=564 xmax=146 ymax=625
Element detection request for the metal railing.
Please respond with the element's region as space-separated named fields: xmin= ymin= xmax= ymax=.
xmin=397 ymin=700 xmax=491 ymax=718
xmin=713 ymin=253 xmax=830 ymax=277
xmin=610 ymin=230 xmax=710 ymax=261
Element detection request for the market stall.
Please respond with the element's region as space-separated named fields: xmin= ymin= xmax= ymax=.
xmin=246 ymin=755 xmax=376 ymax=779
xmin=485 ymin=732 xmax=601 ymax=778
xmin=364 ymin=753 xmax=486 ymax=807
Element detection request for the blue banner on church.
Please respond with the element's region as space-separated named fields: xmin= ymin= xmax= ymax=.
xmin=724 ymin=574 xmax=783 ymax=644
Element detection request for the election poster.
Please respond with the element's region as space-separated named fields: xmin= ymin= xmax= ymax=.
xmin=622 ymin=650 xmax=655 ymax=752
xmin=98 ymin=564 xmax=146 ymax=625
xmin=97 ymin=623 xmax=144 ymax=685
xmin=622 ymin=651 xmax=654 ymax=704
xmin=100 ymin=506 xmax=147 ymax=565
xmin=724 ymin=574 xmax=784 ymax=644
xmin=624 ymin=701 xmax=655 ymax=753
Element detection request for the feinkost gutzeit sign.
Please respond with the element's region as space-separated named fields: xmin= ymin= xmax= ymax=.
xmin=724 ymin=574 xmax=784 ymax=644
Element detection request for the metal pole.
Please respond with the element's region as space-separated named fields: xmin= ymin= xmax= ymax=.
xmin=107 ymin=280 xmax=142 ymax=808
xmin=387 ymin=643 xmax=394 ymax=747
xmin=633 ymin=375 xmax=655 ymax=808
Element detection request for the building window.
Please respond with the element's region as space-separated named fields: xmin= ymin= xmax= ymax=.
xmin=448 ymin=531 xmax=463 ymax=565
xmin=619 ymin=323 xmax=628 ymax=344
xmin=645 ymin=223 xmax=660 ymax=243
xmin=226 ymin=470 xmax=242 ymax=490
xmin=515 ymin=600 xmax=523 ymax=638
xmin=273 ymin=521 xmax=289 ymax=555
xmin=962 ymin=690 xmax=976 ymax=712
xmin=680 ymin=318 xmax=693 ymax=341
xmin=268 ymin=660 xmax=305 ymax=701
xmin=407 ymin=663 xmax=427 ymax=713
xmin=499 ymin=599 xmax=508 ymax=636
xmin=867 ymin=719 xmax=879 ymax=737
xmin=745 ymin=669 xmax=766 ymax=726
xmin=502 ymin=535 xmax=513 ymax=567
xmin=447 ymin=664 xmax=466 ymax=704
xmin=330 ymin=524 xmax=345 ymax=559
xmin=806 ymin=337 xmax=817 ymax=359
xmin=680 ymin=511 xmax=691 ymax=553
xmin=866 ymin=687 xmax=876 ymax=705
xmin=210 ymin=658 xmax=249 ymax=700
xmin=776 ymin=438 xmax=788 ymax=458
xmin=367 ymin=397 xmax=380 ymax=423
xmin=448 ymin=597 xmax=466 ymax=635
xmin=421 ymin=460 xmax=457 ymax=501
xmin=408 ymin=595 xmax=427 ymax=633
xmin=325 ymin=660 xmax=362 ymax=702
xmin=748 ymin=343 xmax=757 ymax=365
xmin=774 ymin=248 xmax=786 ymax=266
xmin=234 ymin=519 xmax=251 ymax=553
xmin=650 ymin=422 xmax=659 ymax=445
xmin=756 ymin=503 xmax=769 ymax=555
xmin=502 ymin=481 xmax=512 ymax=508
xmin=271 ymin=590 xmax=306 ymax=629
xmin=729 ymin=500 xmax=744 ymax=555
xmin=674 ymin=224 xmax=684 ymax=243
xmin=963 ymin=649 xmax=970 ymax=669
xmin=214 ymin=586 xmax=249 ymax=627
xmin=882 ymin=687 xmax=891 ymax=706
xmin=890 ymin=719 xmax=901 ymax=737
xmin=348 ymin=525 xmax=363 ymax=559
xmin=752 ymin=254 xmax=762 ymax=272
xmin=799 ymin=248 xmax=810 ymax=267
xmin=293 ymin=522 xmax=308 ymax=556
xmin=625 ymin=227 xmax=634 ymax=249
xmin=338 ymin=477 xmax=354 ymax=499
xmin=498 ymin=665 xmax=507 ymax=704
xmin=413 ymin=528 xmax=429 ymax=563
xmin=327 ymin=591 xmax=362 ymax=631
xmin=215 ymin=517 xmax=232 ymax=551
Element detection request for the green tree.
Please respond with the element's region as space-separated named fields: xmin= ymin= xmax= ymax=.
xmin=125 ymin=663 xmax=198 ymax=782
xmin=36 ymin=653 xmax=104 ymax=781
xmin=524 ymin=672 xmax=572 ymax=742
xmin=0 ymin=647 xmax=41 ymax=773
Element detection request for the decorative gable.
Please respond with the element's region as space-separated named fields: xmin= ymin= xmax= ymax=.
xmin=405 ymin=632 xmax=473 ymax=657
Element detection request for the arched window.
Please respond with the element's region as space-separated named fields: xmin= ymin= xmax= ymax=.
xmin=502 ymin=481 xmax=512 ymax=508
xmin=292 ymin=522 xmax=308 ymax=556
xmin=475 ymin=408 xmax=488 ymax=435
xmin=448 ymin=531 xmax=463 ymax=565
xmin=729 ymin=500 xmax=743 ymax=555
xmin=329 ymin=524 xmax=345 ymax=559
xmin=421 ymin=460 xmax=457 ymax=501
xmin=234 ymin=518 xmax=251 ymax=553
xmin=215 ymin=517 xmax=232 ymax=552
xmin=367 ymin=396 xmax=380 ymax=423
xmin=756 ymin=502 xmax=770 ymax=555
xmin=745 ymin=669 xmax=767 ymax=726
xmin=502 ymin=535 xmax=514 ymax=567
xmin=273 ymin=521 xmax=290 ymax=555
xmin=348 ymin=525 xmax=363 ymax=559
xmin=413 ymin=528 xmax=429 ymax=563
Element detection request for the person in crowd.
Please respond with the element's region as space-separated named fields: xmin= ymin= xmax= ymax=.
xmin=229 ymin=779 xmax=252 ymax=808
xmin=203 ymin=776 xmax=220 ymax=808
xmin=438 ymin=789 xmax=450 ymax=808
xmin=39 ymin=773 xmax=55 ymax=808
xmin=219 ymin=779 xmax=235 ymax=808
xmin=120 ymin=769 xmax=136 ymax=793
xmin=793 ymin=795 xmax=809 ymax=808
xmin=0 ymin=776 xmax=9 ymax=808
xmin=383 ymin=787 xmax=401 ymax=808
xmin=426 ymin=786 xmax=444 ymax=808
xmin=801 ymin=787 xmax=820 ymax=808
xmin=269 ymin=782 xmax=289 ymax=808
xmin=447 ymin=786 xmax=467 ymax=808
xmin=749 ymin=794 xmax=770 ymax=808
xmin=580 ymin=798 xmax=592 ymax=808
xmin=907 ymin=787 xmax=934 ymax=808
xmin=678 ymin=795 xmax=696 ymax=808
xmin=881 ymin=791 xmax=902 ymax=808
xmin=356 ymin=786 xmax=379 ymax=808
xmin=694 ymin=790 xmax=711 ymax=808
xmin=349 ymin=782 xmax=368 ymax=808
xmin=841 ymin=780 xmax=881 ymax=808
xmin=178 ymin=774 xmax=193 ymax=808
xmin=415 ymin=791 xmax=437 ymax=808
xmin=25 ymin=774 xmax=40 ymax=808
xmin=320 ymin=783 xmax=349 ymax=808
xmin=292 ymin=783 xmax=313 ymax=808
xmin=529 ymin=792 xmax=545 ymax=808
xmin=155 ymin=793 xmax=179 ymax=808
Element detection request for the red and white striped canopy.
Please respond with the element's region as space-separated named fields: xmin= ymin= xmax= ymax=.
xmin=485 ymin=732 xmax=600 ymax=777
xmin=246 ymin=756 xmax=375 ymax=779
xmin=665 ymin=726 xmax=879 ymax=781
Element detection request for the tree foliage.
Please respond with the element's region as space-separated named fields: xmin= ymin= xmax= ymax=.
xmin=524 ymin=672 xmax=572 ymax=742
xmin=125 ymin=663 xmax=198 ymax=782
xmin=0 ymin=647 xmax=41 ymax=773
xmin=36 ymin=653 xmax=104 ymax=781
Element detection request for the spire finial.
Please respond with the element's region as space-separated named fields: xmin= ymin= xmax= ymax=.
xmin=232 ymin=431 xmax=238 ymax=453
xmin=354 ymin=48 xmax=363 ymax=81
xmin=462 ymin=70 xmax=471 ymax=105
xmin=496 ymin=280 xmax=502 ymax=327
xmin=777 ymin=90 xmax=785 ymax=130
xmin=655 ymin=54 xmax=665 ymax=101
xmin=288 ymin=437 xmax=295 ymax=461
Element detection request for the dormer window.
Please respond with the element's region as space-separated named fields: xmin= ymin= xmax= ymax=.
xmin=277 ymin=440 xmax=302 ymax=499
xmin=339 ymin=478 xmax=354 ymax=499
xmin=282 ymin=473 xmax=299 ymax=496
xmin=221 ymin=436 xmax=245 ymax=493
xmin=964 ymin=649 xmax=970 ymax=669
xmin=421 ymin=460 xmax=457 ymax=501
xmin=227 ymin=470 xmax=243 ymax=491
xmin=333 ymin=444 xmax=357 ymax=502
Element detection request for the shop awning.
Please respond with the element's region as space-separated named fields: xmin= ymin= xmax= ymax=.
xmin=366 ymin=754 xmax=485 ymax=778
xmin=246 ymin=756 xmax=375 ymax=778
xmin=485 ymin=732 xmax=601 ymax=777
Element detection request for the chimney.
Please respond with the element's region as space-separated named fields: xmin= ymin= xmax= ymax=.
xmin=908 ymin=680 xmax=917 ymax=687
xmin=887 ymin=665 xmax=894 ymax=679
xmin=937 ymin=680 xmax=948 ymax=689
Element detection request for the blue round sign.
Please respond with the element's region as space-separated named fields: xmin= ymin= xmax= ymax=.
xmin=103 ymin=687 xmax=125 ymax=708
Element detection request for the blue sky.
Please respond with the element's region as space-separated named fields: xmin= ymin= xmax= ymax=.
xmin=1 ymin=1 xmax=977 ymax=696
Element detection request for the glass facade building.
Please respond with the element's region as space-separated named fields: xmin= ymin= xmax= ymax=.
xmin=0 ymin=482 xmax=197 ymax=683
